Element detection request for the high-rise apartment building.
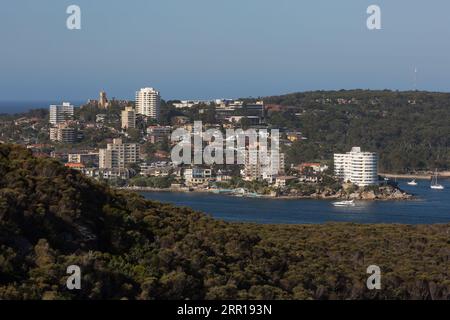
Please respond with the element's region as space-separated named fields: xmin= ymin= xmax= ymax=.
xmin=99 ymin=138 xmax=139 ymax=169
xmin=121 ymin=106 xmax=136 ymax=129
xmin=49 ymin=124 xmax=76 ymax=143
xmin=244 ymin=149 xmax=285 ymax=181
xmin=49 ymin=102 xmax=74 ymax=125
xmin=135 ymin=87 xmax=160 ymax=120
xmin=334 ymin=147 xmax=378 ymax=187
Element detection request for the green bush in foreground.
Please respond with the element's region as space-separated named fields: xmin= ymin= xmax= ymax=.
xmin=0 ymin=144 xmax=449 ymax=300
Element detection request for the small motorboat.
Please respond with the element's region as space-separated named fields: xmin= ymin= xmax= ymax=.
xmin=407 ymin=179 xmax=418 ymax=186
xmin=332 ymin=200 xmax=356 ymax=207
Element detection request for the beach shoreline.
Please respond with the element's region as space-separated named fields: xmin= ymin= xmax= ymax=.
xmin=380 ymin=172 xmax=450 ymax=180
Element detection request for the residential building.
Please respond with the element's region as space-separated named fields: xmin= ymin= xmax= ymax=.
xmin=226 ymin=116 xmax=261 ymax=125
xmin=49 ymin=102 xmax=74 ymax=125
xmin=147 ymin=125 xmax=171 ymax=143
xmin=68 ymin=152 xmax=99 ymax=166
xmin=141 ymin=166 xmax=181 ymax=177
xmin=49 ymin=124 xmax=76 ymax=143
xmin=244 ymin=149 xmax=285 ymax=181
xmin=121 ymin=106 xmax=136 ymax=129
xmin=275 ymin=176 xmax=297 ymax=188
xmin=173 ymin=100 xmax=203 ymax=109
xmin=99 ymin=138 xmax=139 ymax=169
xmin=65 ymin=162 xmax=85 ymax=170
xmin=135 ymin=87 xmax=161 ymax=120
xmin=184 ymin=167 xmax=212 ymax=185
xmin=96 ymin=114 xmax=107 ymax=123
xmin=81 ymin=168 xmax=131 ymax=180
xmin=334 ymin=147 xmax=378 ymax=187
xmin=297 ymin=163 xmax=329 ymax=173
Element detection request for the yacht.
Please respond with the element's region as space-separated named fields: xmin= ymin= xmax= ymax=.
xmin=407 ymin=179 xmax=418 ymax=186
xmin=332 ymin=200 xmax=355 ymax=207
xmin=430 ymin=170 xmax=445 ymax=190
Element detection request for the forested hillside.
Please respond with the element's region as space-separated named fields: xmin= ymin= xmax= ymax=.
xmin=263 ymin=90 xmax=450 ymax=172
xmin=0 ymin=144 xmax=449 ymax=300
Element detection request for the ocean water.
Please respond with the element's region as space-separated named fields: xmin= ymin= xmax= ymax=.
xmin=0 ymin=101 xmax=85 ymax=114
xmin=142 ymin=179 xmax=450 ymax=224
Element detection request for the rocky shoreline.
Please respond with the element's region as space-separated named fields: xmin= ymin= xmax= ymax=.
xmin=119 ymin=184 xmax=413 ymax=201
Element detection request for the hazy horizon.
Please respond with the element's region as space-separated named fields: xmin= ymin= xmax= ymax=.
xmin=2 ymin=0 xmax=450 ymax=101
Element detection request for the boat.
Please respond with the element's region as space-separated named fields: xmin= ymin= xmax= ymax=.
xmin=332 ymin=200 xmax=355 ymax=207
xmin=407 ymin=179 xmax=418 ymax=186
xmin=430 ymin=170 xmax=445 ymax=190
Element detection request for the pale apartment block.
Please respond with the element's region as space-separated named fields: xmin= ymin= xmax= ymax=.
xmin=135 ymin=87 xmax=161 ymax=120
xmin=99 ymin=138 xmax=139 ymax=169
xmin=121 ymin=106 xmax=136 ymax=129
xmin=334 ymin=147 xmax=378 ymax=187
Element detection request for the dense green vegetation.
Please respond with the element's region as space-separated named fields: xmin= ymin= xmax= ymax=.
xmin=0 ymin=145 xmax=449 ymax=300
xmin=263 ymin=90 xmax=450 ymax=172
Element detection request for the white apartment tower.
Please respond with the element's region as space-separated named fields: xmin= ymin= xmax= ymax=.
xmin=121 ymin=106 xmax=136 ymax=129
xmin=244 ymin=149 xmax=285 ymax=181
xmin=135 ymin=87 xmax=161 ymax=120
xmin=49 ymin=102 xmax=74 ymax=125
xmin=334 ymin=147 xmax=379 ymax=187
xmin=99 ymin=138 xmax=139 ymax=169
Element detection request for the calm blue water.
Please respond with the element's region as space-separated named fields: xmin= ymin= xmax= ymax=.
xmin=142 ymin=180 xmax=450 ymax=224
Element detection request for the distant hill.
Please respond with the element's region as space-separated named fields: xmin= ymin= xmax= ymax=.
xmin=0 ymin=144 xmax=449 ymax=300
xmin=262 ymin=90 xmax=450 ymax=172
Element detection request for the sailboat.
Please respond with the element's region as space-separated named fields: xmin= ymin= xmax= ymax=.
xmin=430 ymin=170 xmax=444 ymax=190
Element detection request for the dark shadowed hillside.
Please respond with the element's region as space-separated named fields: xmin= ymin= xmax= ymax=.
xmin=0 ymin=144 xmax=449 ymax=300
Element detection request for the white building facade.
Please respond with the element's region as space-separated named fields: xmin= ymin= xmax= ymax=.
xmin=334 ymin=147 xmax=379 ymax=187
xmin=244 ymin=149 xmax=285 ymax=181
xmin=49 ymin=102 xmax=74 ymax=125
xmin=135 ymin=87 xmax=161 ymax=120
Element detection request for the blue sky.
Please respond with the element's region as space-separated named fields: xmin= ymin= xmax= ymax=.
xmin=1 ymin=0 xmax=450 ymax=101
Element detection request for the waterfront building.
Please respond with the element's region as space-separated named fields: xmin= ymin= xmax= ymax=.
xmin=244 ymin=149 xmax=285 ymax=181
xmin=49 ymin=102 xmax=74 ymax=125
xmin=184 ymin=167 xmax=213 ymax=186
xmin=81 ymin=168 xmax=131 ymax=180
xmin=121 ymin=106 xmax=136 ymax=129
xmin=99 ymin=138 xmax=139 ymax=169
xmin=275 ymin=176 xmax=297 ymax=188
xmin=334 ymin=147 xmax=378 ymax=187
xmin=135 ymin=87 xmax=161 ymax=120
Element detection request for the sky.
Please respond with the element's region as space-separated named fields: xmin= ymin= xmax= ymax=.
xmin=1 ymin=0 xmax=450 ymax=102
